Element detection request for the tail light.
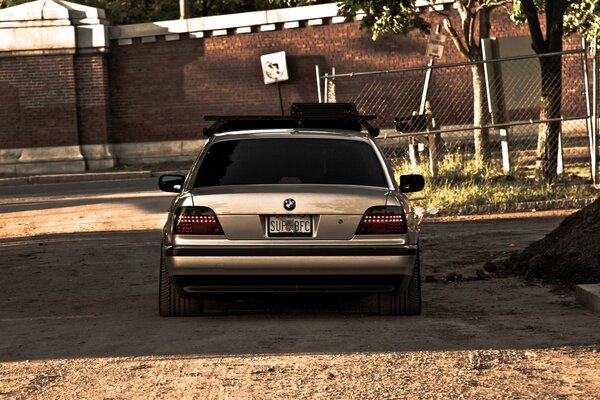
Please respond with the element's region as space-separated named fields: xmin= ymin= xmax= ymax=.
xmin=174 ymin=207 xmax=223 ymax=235
xmin=355 ymin=206 xmax=407 ymax=235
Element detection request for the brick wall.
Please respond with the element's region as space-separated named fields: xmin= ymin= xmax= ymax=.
xmin=107 ymin=20 xmax=432 ymax=143
xmin=0 ymin=55 xmax=79 ymax=149
xmin=106 ymin=9 xmax=584 ymax=144
xmin=0 ymin=7 xmax=587 ymax=150
xmin=75 ymin=54 xmax=111 ymax=146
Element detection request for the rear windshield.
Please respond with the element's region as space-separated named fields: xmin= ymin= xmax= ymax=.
xmin=194 ymin=138 xmax=388 ymax=188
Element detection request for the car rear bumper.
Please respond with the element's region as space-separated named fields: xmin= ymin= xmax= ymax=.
xmin=163 ymin=245 xmax=417 ymax=276
xmin=173 ymin=274 xmax=412 ymax=294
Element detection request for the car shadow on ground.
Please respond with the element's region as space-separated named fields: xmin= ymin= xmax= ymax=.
xmin=1 ymin=228 xmax=598 ymax=363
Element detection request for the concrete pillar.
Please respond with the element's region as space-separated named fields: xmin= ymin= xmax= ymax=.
xmin=0 ymin=0 xmax=114 ymax=175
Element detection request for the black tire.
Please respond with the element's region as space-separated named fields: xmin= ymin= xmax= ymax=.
xmin=159 ymin=255 xmax=204 ymax=317
xmin=377 ymin=252 xmax=422 ymax=316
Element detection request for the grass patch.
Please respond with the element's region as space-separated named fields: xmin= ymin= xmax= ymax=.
xmin=392 ymin=154 xmax=599 ymax=213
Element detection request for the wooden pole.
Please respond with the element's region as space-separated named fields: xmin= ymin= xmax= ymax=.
xmin=277 ymin=83 xmax=284 ymax=116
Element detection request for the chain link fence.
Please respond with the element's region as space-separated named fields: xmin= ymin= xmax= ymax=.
xmin=319 ymin=44 xmax=600 ymax=212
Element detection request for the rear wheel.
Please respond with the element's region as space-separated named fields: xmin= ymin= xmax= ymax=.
xmin=377 ymin=252 xmax=422 ymax=316
xmin=159 ymin=255 xmax=204 ymax=317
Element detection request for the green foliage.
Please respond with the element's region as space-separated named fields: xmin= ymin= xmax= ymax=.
xmin=511 ymin=0 xmax=600 ymax=46
xmin=563 ymin=0 xmax=600 ymax=45
xmin=337 ymin=0 xmax=430 ymax=39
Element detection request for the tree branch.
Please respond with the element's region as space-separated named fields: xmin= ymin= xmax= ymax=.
xmin=474 ymin=1 xmax=509 ymax=13
xmin=443 ymin=17 xmax=471 ymax=59
xmin=455 ymin=0 xmax=473 ymax=54
xmin=468 ymin=8 xmax=477 ymax=50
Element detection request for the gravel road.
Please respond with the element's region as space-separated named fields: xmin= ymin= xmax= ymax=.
xmin=0 ymin=183 xmax=598 ymax=399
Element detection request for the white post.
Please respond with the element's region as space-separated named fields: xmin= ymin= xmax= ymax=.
xmin=179 ymin=0 xmax=190 ymax=19
xmin=582 ymin=38 xmax=595 ymax=180
xmin=482 ymin=37 xmax=511 ymax=173
xmin=593 ymin=36 xmax=599 ymax=185
xmin=323 ymin=73 xmax=329 ymax=104
xmin=419 ymin=24 xmax=440 ymax=114
xmin=557 ymin=134 xmax=563 ymax=175
xmin=409 ymin=141 xmax=418 ymax=172
xmin=500 ymin=129 xmax=510 ymax=173
xmin=315 ymin=65 xmax=322 ymax=103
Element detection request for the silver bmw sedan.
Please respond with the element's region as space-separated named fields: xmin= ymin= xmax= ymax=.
xmin=158 ymin=105 xmax=424 ymax=317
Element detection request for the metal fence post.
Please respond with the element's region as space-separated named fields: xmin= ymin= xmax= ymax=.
xmin=408 ymin=136 xmax=418 ymax=172
xmin=323 ymin=73 xmax=329 ymax=104
xmin=425 ymin=100 xmax=440 ymax=178
xmin=482 ymin=38 xmax=511 ymax=173
xmin=557 ymin=134 xmax=563 ymax=175
xmin=593 ymin=36 xmax=599 ymax=185
xmin=582 ymin=38 xmax=594 ymax=179
xmin=315 ymin=65 xmax=322 ymax=103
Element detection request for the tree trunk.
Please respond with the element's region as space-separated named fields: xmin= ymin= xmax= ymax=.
xmin=471 ymin=63 xmax=490 ymax=165
xmin=536 ymin=55 xmax=562 ymax=182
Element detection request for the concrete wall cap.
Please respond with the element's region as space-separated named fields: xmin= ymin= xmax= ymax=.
xmin=61 ymin=0 xmax=107 ymax=22
xmin=0 ymin=0 xmax=68 ymax=23
xmin=0 ymin=0 xmax=106 ymax=25
xmin=0 ymin=25 xmax=76 ymax=52
xmin=0 ymin=0 xmax=109 ymax=54
xmin=109 ymin=3 xmax=339 ymax=40
xmin=109 ymin=19 xmax=188 ymax=40
xmin=107 ymin=0 xmax=453 ymax=41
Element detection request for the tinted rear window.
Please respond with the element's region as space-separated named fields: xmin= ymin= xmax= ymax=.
xmin=194 ymin=138 xmax=388 ymax=188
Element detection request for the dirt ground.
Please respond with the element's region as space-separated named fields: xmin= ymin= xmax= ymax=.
xmin=0 ymin=186 xmax=599 ymax=399
xmin=496 ymin=197 xmax=600 ymax=286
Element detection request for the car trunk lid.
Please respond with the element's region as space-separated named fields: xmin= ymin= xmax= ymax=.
xmin=190 ymin=185 xmax=393 ymax=240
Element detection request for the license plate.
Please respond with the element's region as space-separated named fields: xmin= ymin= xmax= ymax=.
xmin=268 ymin=215 xmax=312 ymax=237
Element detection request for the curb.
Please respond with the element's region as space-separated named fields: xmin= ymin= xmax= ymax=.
xmin=151 ymin=170 xmax=188 ymax=177
xmin=0 ymin=171 xmax=153 ymax=186
xmin=0 ymin=170 xmax=191 ymax=187
xmin=0 ymin=177 xmax=29 ymax=186
xmin=576 ymin=284 xmax=600 ymax=315
xmin=427 ymin=198 xmax=597 ymax=217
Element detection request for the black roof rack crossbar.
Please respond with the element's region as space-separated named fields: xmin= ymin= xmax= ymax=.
xmin=203 ymin=103 xmax=380 ymax=137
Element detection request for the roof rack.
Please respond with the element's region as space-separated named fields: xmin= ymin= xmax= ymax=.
xmin=203 ymin=103 xmax=380 ymax=137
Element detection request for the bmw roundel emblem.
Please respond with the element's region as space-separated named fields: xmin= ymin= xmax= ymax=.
xmin=283 ymin=198 xmax=296 ymax=211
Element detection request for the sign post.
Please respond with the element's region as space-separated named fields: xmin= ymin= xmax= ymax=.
xmin=420 ymin=26 xmax=445 ymax=114
xmin=411 ymin=26 xmax=445 ymax=175
xmin=261 ymin=51 xmax=290 ymax=115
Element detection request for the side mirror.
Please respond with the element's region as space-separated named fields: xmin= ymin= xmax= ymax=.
xmin=399 ymin=174 xmax=425 ymax=193
xmin=159 ymin=175 xmax=185 ymax=193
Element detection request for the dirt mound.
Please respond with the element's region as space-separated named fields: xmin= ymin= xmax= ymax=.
xmin=490 ymin=197 xmax=600 ymax=287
